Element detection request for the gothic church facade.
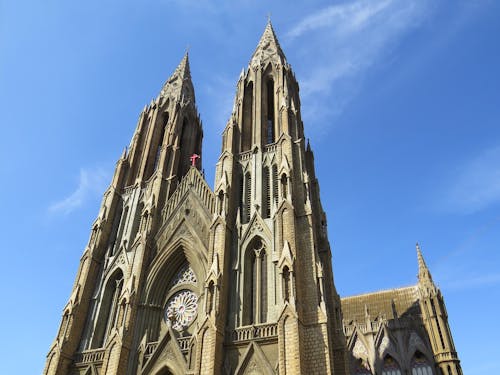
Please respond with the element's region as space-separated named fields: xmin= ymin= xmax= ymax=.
xmin=44 ymin=23 xmax=462 ymax=375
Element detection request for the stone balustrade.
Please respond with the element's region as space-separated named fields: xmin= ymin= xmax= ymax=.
xmin=74 ymin=348 xmax=106 ymax=365
xmin=232 ymin=322 xmax=278 ymax=343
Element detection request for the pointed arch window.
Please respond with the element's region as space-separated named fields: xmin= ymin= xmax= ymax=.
xmin=92 ymin=269 xmax=124 ymax=348
xmin=411 ymin=351 xmax=433 ymax=375
xmin=382 ymin=356 xmax=402 ymax=375
xmin=243 ymin=238 xmax=267 ymax=324
xmin=218 ymin=190 xmax=224 ymax=216
xmin=353 ymin=358 xmax=372 ymax=374
xmin=107 ymin=203 xmax=123 ymax=256
xmin=153 ymin=113 xmax=169 ymax=172
xmin=178 ymin=117 xmax=194 ymax=178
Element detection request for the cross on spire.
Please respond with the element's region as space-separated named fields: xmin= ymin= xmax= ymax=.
xmin=190 ymin=153 xmax=200 ymax=167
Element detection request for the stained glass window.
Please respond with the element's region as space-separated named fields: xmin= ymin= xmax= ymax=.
xmin=164 ymin=290 xmax=198 ymax=331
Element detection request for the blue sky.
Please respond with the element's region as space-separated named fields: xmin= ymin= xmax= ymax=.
xmin=1 ymin=0 xmax=499 ymax=374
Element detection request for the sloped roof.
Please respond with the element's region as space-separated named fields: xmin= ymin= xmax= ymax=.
xmin=341 ymin=286 xmax=420 ymax=323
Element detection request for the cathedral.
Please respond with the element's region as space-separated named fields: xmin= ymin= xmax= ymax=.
xmin=44 ymin=22 xmax=462 ymax=375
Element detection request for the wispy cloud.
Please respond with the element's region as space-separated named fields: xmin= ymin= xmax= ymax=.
xmin=443 ymin=146 xmax=500 ymax=214
xmin=48 ymin=167 xmax=110 ymax=215
xmin=442 ymin=272 xmax=500 ymax=291
xmin=284 ymin=0 xmax=434 ymax=125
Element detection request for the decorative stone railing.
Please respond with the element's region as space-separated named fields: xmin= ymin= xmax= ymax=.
xmin=144 ymin=341 xmax=159 ymax=361
xmin=263 ymin=143 xmax=278 ymax=153
xmin=177 ymin=336 xmax=191 ymax=352
xmin=74 ymin=348 xmax=106 ymax=365
xmin=435 ymin=352 xmax=457 ymax=361
xmin=161 ymin=167 xmax=215 ymax=223
xmin=238 ymin=150 xmax=252 ymax=161
xmin=232 ymin=323 xmax=278 ymax=343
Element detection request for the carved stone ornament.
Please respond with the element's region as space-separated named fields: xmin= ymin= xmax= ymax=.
xmin=353 ymin=338 xmax=368 ymax=359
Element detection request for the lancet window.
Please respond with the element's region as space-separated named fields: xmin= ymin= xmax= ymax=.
xmin=381 ymin=356 xmax=402 ymax=375
xmin=282 ymin=266 xmax=290 ymax=302
xmin=244 ymin=172 xmax=251 ymax=223
xmin=411 ymin=352 xmax=433 ymax=375
xmin=93 ymin=269 xmax=124 ymax=348
xmin=353 ymin=358 xmax=372 ymax=375
xmin=243 ymin=238 xmax=268 ymax=325
xmin=263 ymin=166 xmax=271 ymax=218
xmin=281 ymin=173 xmax=288 ymax=199
xmin=265 ymin=78 xmax=275 ymax=144
xmin=242 ymin=82 xmax=253 ymax=152
xmin=107 ymin=203 xmax=123 ymax=256
xmin=272 ymin=164 xmax=278 ymax=205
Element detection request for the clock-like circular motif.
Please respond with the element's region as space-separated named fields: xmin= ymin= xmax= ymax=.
xmin=164 ymin=289 xmax=198 ymax=331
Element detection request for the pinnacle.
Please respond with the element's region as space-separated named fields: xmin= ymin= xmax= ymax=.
xmin=159 ymin=52 xmax=195 ymax=102
xmin=250 ymin=20 xmax=287 ymax=67
xmin=416 ymin=243 xmax=433 ymax=282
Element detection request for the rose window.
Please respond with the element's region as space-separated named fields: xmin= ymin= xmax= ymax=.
xmin=164 ymin=289 xmax=198 ymax=331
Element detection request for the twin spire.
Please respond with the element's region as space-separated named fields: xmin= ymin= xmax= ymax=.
xmin=158 ymin=21 xmax=286 ymax=104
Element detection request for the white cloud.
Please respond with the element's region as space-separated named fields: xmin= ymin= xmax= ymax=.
xmin=48 ymin=167 xmax=110 ymax=215
xmin=444 ymin=146 xmax=500 ymax=214
xmin=284 ymin=0 xmax=434 ymax=124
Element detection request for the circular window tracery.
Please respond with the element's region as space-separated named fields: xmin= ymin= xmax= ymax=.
xmin=164 ymin=289 xmax=198 ymax=331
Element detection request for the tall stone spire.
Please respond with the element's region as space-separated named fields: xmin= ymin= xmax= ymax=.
xmin=159 ymin=52 xmax=195 ymax=103
xmin=250 ymin=20 xmax=287 ymax=68
xmin=416 ymin=243 xmax=433 ymax=283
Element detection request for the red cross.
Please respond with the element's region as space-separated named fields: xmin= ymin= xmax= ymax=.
xmin=190 ymin=153 xmax=200 ymax=166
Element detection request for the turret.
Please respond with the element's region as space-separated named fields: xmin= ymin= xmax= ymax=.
xmin=417 ymin=244 xmax=463 ymax=375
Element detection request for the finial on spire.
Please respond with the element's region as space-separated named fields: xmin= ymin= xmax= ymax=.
xmin=267 ymin=12 xmax=272 ymax=24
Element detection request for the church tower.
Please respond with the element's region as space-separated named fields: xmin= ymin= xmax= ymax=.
xmin=417 ymin=245 xmax=463 ymax=375
xmin=214 ymin=22 xmax=348 ymax=374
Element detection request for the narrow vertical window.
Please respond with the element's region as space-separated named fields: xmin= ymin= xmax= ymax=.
xmin=207 ymin=281 xmax=215 ymax=314
xmin=266 ymin=78 xmax=275 ymax=144
xmin=263 ymin=166 xmax=270 ymax=218
xmin=260 ymin=250 xmax=267 ymax=323
xmin=178 ymin=117 xmax=193 ymax=178
xmin=272 ymin=165 xmax=278 ymax=205
xmin=218 ymin=190 xmax=224 ymax=216
xmin=239 ymin=173 xmax=244 ymax=221
xmin=92 ymin=270 xmax=124 ymax=348
xmin=107 ymin=203 xmax=123 ymax=256
xmin=244 ymin=172 xmax=251 ymax=223
xmin=113 ymin=206 xmax=129 ymax=255
xmin=281 ymin=174 xmax=288 ymax=199
xmin=147 ymin=112 xmax=169 ymax=179
xmin=242 ymin=82 xmax=253 ymax=152
xmin=283 ymin=266 xmax=290 ymax=302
